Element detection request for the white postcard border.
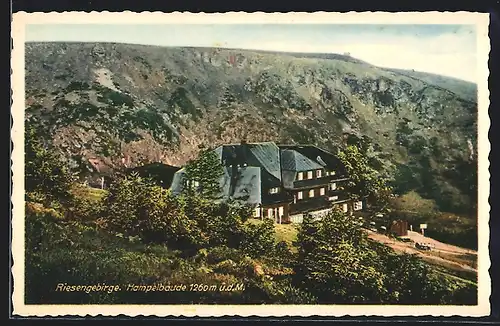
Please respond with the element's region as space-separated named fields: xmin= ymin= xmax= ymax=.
xmin=11 ymin=11 xmax=491 ymax=317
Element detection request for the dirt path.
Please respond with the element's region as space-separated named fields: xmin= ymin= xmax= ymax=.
xmin=366 ymin=230 xmax=477 ymax=274
xmin=405 ymin=231 xmax=476 ymax=255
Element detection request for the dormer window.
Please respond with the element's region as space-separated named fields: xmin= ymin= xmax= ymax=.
xmin=329 ymin=182 xmax=337 ymax=191
xmin=297 ymin=172 xmax=304 ymax=181
xmin=316 ymin=169 xmax=323 ymax=178
xmin=269 ymin=187 xmax=280 ymax=194
xmin=307 ymin=171 xmax=313 ymax=179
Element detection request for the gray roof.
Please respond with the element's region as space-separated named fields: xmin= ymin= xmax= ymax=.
xmin=225 ymin=166 xmax=261 ymax=205
xmin=214 ymin=145 xmax=223 ymax=160
xmin=169 ymin=166 xmax=262 ymax=205
xmin=170 ymin=168 xmax=187 ymax=196
xmin=280 ymin=149 xmax=324 ymax=171
xmin=248 ymin=142 xmax=281 ymax=181
xmin=215 ymin=142 xmax=282 ymax=181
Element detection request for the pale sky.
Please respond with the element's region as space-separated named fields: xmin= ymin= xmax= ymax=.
xmin=25 ymin=24 xmax=478 ymax=83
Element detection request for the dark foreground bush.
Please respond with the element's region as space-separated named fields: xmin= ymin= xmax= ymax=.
xmin=25 ymin=203 xmax=285 ymax=304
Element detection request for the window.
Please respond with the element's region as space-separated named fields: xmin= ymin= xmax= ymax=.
xmin=309 ymin=189 xmax=315 ymax=198
xmin=186 ymin=180 xmax=200 ymax=189
xmin=268 ymin=208 xmax=274 ymax=217
xmin=328 ymin=182 xmax=337 ymax=191
xmin=328 ymin=196 xmax=339 ymax=201
xmin=316 ymin=169 xmax=323 ymax=178
xmin=330 ymin=170 xmax=336 ymax=176
xmin=307 ymin=171 xmax=313 ymax=179
xmin=297 ymin=191 xmax=303 ymax=200
xmin=297 ymin=172 xmax=304 ymax=181
xmin=342 ymin=203 xmax=348 ymax=213
xmin=319 ymin=187 xmax=325 ymax=196
xmin=269 ymin=187 xmax=280 ymax=194
xmin=254 ymin=207 xmax=261 ymax=217
xmin=354 ymin=201 xmax=363 ymax=211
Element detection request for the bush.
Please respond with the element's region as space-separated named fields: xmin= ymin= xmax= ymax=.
xmin=293 ymin=208 xmax=477 ymax=304
xmin=240 ymin=218 xmax=276 ymax=258
xmin=25 ymin=124 xmax=74 ymax=206
xmin=206 ymin=246 xmax=246 ymax=265
xmin=102 ymin=173 xmax=204 ymax=249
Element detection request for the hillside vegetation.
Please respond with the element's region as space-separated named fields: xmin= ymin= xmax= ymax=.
xmin=24 ymin=128 xmax=477 ymax=305
xmin=25 ymin=42 xmax=477 ymax=217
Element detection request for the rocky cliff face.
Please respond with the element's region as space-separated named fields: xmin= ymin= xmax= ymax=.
xmin=24 ymin=42 xmax=478 ymax=214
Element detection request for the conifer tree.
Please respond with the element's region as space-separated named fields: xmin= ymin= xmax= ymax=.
xmin=183 ymin=147 xmax=224 ymax=200
xmin=25 ymin=124 xmax=74 ymax=205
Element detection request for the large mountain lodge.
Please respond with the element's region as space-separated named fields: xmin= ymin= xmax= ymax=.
xmin=170 ymin=141 xmax=364 ymax=223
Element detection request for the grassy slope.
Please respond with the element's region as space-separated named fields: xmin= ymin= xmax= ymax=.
xmin=26 ymin=204 xmax=268 ymax=304
xmin=25 ymin=184 xmax=477 ymax=304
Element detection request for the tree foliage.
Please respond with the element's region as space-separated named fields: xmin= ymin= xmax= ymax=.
xmin=25 ymin=124 xmax=74 ymax=206
xmin=337 ymin=145 xmax=392 ymax=205
xmin=294 ymin=208 xmax=387 ymax=303
xmin=183 ymin=148 xmax=224 ymax=199
xmin=24 ymin=140 xmax=476 ymax=305
xmin=240 ymin=218 xmax=276 ymax=258
xmin=293 ymin=207 xmax=476 ymax=304
xmin=102 ymin=173 xmax=204 ymax=249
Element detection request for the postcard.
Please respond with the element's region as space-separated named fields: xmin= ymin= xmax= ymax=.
xmin=11 ymin=11 xmax=491 ymax=317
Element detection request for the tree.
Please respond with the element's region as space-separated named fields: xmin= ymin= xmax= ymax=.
xmin=25 ymin=124 xmax=74 ymax=206
xmin=240 ymin=218 xmax=276 ymax=258
xmin=183 ymin=148 xmax=224 ymax=200
xmin=102 ymin=173 xmax=204 ymax=249
xmin=337 ymin=145 xmax=392 ymax=206
xmin=294 ymin=208 xmax=387 ymax=303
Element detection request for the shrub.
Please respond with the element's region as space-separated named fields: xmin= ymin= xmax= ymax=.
xmin=102 ymin=173 xmax=204 ymax=249
xmin=25 ymin=124 xmax=74 ymax=206
xmin=206 ymin=246 xmax=246 ymax=265
xmin=240 ymin=218 xmax=276 ymax=258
